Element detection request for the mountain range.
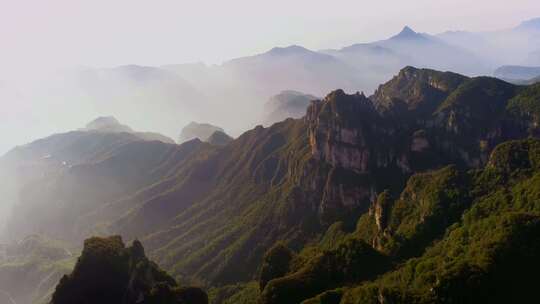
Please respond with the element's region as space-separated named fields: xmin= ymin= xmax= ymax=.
xmin=2 ymin=65 xmax=540 ymax=303
xmin=73 ymin=18 xmax=540 ymax=137
xmin=494 ymin=65 xmax=540 ymax=83
xmin=438 ymin=17 xmax=540 ymax=67
xmin=3 ymin=17 xmax=540 ymax=158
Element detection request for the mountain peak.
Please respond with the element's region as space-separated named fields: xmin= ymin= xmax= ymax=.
xmin=516 ymin=17 xmax=540 ymax=31
xmin=267 ymin=45 xmax=310 ymax=55
xmin=88 ymin=116 xmax=120 ymax=125
xmin=390 ymin=26 xmax=422 ymax=40
xmin=207 ymin=130 xmax=233 ymax=146
xmin=84 ymin=116 xmax=133 ymax=133
xmin=50 ymin=236 xmax=208 ymax=304
xmin=399 ymin=25 xmax=416 ymax=35
xmin=178 ymin=122 xmax=225 ymax=143
xmin=401 ymin=26 xmax=416 ymax=34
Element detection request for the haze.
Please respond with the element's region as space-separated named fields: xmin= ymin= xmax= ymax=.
xmin=1 ymin=0 xmax=540 ymax=155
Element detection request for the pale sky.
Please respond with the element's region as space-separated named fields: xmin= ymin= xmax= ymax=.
xmin=1 ymin=0 xmax=539 ymax=70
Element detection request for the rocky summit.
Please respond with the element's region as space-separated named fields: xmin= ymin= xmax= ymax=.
xmin=50 ymin=236 xmax=208 ymax=304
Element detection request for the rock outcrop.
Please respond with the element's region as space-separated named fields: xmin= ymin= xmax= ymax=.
xmin=50 ymin=236 xmax=208 ymax=304
xmin=307 ymin=90 xmax=380 ymax=173
xmin=302 ymin=67 xmax=540 ymax=223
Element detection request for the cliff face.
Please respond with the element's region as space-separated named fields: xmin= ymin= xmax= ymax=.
xmin=307 ymin=90 xmax=379 ymax=173
xmin=306 ymin=70 xmax=462 ymax=180
xmin=301 ymin=67 xmax=539 ymax=226
xmin=304 ymin=90 xmax=384 ymax=222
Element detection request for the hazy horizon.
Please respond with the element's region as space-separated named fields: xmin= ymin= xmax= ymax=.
xmin=1 ymin=0 xmax=539 ymax=69
xmin=1 ymin=0 xmax=540 ymax=155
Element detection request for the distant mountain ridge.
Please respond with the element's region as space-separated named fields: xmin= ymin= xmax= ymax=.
xmin=83 ymin=116 xmax=134 ymax=133
xmin=52 ymin=17 xmax=540 ymax=143
xmin=516 ymin=17 xmax=540 ymax=31
xmin=494 ymin=65 xmax=540 ymax=82
xmin=3 ymin=17 xmax=540 ymax=159
xmin=68 ymin=64 xmax=210 ymax=141
xmin=178 ymin=122 xmax=230 ymax=144
xmin=388 ymin=26 xmax=429 ymax=41
xmin=81 ymin=116 xmax=175 ymax=144
xmin=437 ymin=17 xmax=540 ymax=67
xmin=263 ymin=90 xmax=319 ymax=126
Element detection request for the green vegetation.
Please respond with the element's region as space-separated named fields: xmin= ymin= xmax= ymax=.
xmin=259 ymin=242 xmax=295 ymax=290
xmin=256 ymin=138 xmax=540 ymax=303
xmin=260 ymin=237 xmax=390 ymax=304
xmin=357 ymin=166 xmax=471 ymax=258
xmin=372 ymin=66 xmax=468 ymax=117
xmin=344 ymin=140 xmax=540 ymax=303
xmin=507 ymin=83 xmax=540 ymax=122
xmin=208 ymin=282 xmax=260 ymax=304
xmin=50 ymin=236 xmax=208 ymax=304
